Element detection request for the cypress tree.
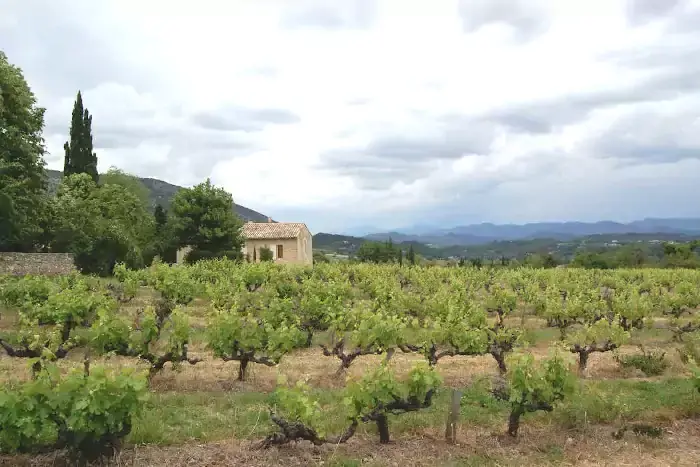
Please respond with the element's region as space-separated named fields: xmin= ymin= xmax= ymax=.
xmin=63 ymin=91 xmax=98 ymax=182
xmin=154 ymin=204 xmax=167 ymax=233
xmin=407 ymin=245 xmax=416 ymax=265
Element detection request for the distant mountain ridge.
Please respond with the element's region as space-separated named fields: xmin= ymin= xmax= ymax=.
xmin=364 ymin=218 xmax=700 ymax=246
xmin=45 ymin=169 xmax=271 ymax=222
xmin=314 ymin=230 xmax=700 ymax=261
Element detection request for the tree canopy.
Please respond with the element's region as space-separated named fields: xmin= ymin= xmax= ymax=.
xmin=0 ymin=51 xmax=49 ymax=252
xmin=168 ymin=179 xmax=244 ymax=263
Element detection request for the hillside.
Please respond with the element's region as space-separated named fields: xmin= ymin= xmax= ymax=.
xmin=366 ymin=218 xmax=700 ymax=246
xmin=314 ymin=231 xmax=700 ymax=261
xmin=46 ymin=169 xmax=271 ymax=222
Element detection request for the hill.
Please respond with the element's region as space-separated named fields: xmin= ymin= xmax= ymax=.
xmin=366 ymin=218 xmax=700 ymax=246
xmin=314 ymin=231 xmax=700 ymax=261
xmin=46 ymin=169 xmax=271 ymax=222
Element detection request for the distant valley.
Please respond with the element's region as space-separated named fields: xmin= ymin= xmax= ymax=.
xmin=363 ymin=218 xmax=700 ymax=246
xmin=47 ymin=169 xmax=700 ymax=260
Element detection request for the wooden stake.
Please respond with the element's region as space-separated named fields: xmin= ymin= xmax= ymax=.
xmin=445 ymin=389 xmax=462 ymax=444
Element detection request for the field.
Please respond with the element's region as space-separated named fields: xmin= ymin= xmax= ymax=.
xmin=2 ymin=261 xmax=700 ymax=466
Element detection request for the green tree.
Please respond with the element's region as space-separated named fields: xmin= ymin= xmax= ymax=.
xmin=259 ymin=246 xmax=274 ymax=262
xmin=356 ymin=240 xmax=396 ymax=263
xmin=169 ymin=178 xmax=244 ymax=263
xmin=99 ymin=167 xmax=150 ymax=208
xmin=63 ymin=90 xmax=98 ymax=182
xmin=0 ymin=51 xmax=49 ymax=252
xmin=313 ymin=251 xmax=330 ymax=264
xmin=50 ymin=173 xmax=149 ymax=275
xmin=407 ymin=244 xmax=416 ymax=265
xmin=154 ymin=204 xmax=168 ymax=232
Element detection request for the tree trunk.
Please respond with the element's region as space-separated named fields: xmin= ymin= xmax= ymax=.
xmin=305 ymin=329 xmax=314 ymax=348
xmin=507 ymin=407 xmax=523 ymax=437
xmin=31 ymin=360 xmax=42 ymax=379
xmin=238 ymin=358 xmax=249 ymax=381
xmin=578 ymin=351 xmax=589 ymax=371
xmin=376 ymin=414 xmax=390 ymax=444
xmin=491 ymin=350 xmax=507 ymax=374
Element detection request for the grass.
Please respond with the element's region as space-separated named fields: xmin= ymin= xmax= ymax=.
xmin=3 ymin=291 xmax=700 ymax=466
xmin=122 ymin=377 xmax=700 ymax=449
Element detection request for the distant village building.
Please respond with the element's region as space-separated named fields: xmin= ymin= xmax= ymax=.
xmin=176 ymin=218 xmax=313 ymax=266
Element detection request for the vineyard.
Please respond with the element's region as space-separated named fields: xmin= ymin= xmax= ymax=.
xmin=2 ymin=261 xmax=700 ymax=466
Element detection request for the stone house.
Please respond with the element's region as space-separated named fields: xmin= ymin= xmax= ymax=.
xmin=242 ymin=219 xmax=313 ymax=265
xmin=175 ymin=218 xmax=313 ymax=265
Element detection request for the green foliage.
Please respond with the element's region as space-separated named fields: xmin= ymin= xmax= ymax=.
xmin=615 ymin=349 xmax=668 ymax=376
xmin=270 ymin=378 xmax=327 ymax=438
xmin=504 ymin=351 xmax=576 ymax=436
xmin=344 ymin=362 xmax=441 ymax=420
xmin=207 ymin=306 xmax=306 ymax=379
xmin=63 ymin=91 xmax=98 ymax=183
xmin=356 ymin=240 xmax=400 ymax=264
xmin=99 ymin=167 xmax=151 ymax=209
xmin=49 ymin=173 xmax=152 ymax=275
xmin=169 ymin=179 xmax=244 ymax=262
xmin=0 ymin=274 xmax=53 ymax=309
xmin=313 ymin=251 xmax=330 ymax=264
xmin=259 ymin=246 xmax=274 ymax=262
xmin=507 ymin=352 xmax=575 ymax=406
xmin=0 ymin=363 xmax=147 ymax=461
xmin=90 ymin=264 xmax=200 ymax=375
xmin=0 ymin=50 xmax=49 ymax=252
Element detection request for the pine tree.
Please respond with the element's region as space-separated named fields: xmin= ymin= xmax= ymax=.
xmin=63 ymin=91 xmax=98 ymax=182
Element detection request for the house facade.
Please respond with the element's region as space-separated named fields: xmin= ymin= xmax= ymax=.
xmin=175 ymin=219 xmax=313 ymax=265
xmin=242 ymin=219 xmax=313 ymax=265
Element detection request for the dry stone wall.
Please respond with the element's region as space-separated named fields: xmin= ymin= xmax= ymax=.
xmin=0 ymin=253 xmax=76 ymax=276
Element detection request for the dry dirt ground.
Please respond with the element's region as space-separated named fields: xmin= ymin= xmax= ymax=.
xmin=4 ymin=419 xmax=700 ymax=467
xmin=1 ymin=305 xmax=698 ymax=466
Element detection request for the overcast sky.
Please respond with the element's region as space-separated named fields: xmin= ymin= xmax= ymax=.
xmin=3 ymin=0 xmax=700 ymax=234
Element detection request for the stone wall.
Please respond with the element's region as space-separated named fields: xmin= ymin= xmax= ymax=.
xmin=0 ymin=253 xmax=76 ymax=276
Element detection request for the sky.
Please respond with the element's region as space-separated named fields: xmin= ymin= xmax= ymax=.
xmin=3 ymin=0 xmax=700 ymax=235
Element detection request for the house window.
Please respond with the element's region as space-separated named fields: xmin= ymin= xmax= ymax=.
xmin=277 ymin=244 xmax=283 ymax=259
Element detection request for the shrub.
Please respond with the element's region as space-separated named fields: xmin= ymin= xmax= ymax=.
xmin=0 ymin=363 xmax=147 ymax=462
xmin=615 ymin=346 xmax=669 ymax=376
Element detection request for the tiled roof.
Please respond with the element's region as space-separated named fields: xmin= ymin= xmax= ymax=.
xmin=242 ymin=222 xmax=308 ymax=239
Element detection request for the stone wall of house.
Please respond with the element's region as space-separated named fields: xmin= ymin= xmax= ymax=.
xmin=0 ymin=253 xmax=76 ymax=276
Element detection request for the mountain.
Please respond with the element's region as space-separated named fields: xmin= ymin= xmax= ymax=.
xmin=365 ymin=218 xmax=700 ymax=246
xmin=45 ymin=169 xmax=271 ymax=222
xmin=315 ymin=231 xmax=700 ymax=261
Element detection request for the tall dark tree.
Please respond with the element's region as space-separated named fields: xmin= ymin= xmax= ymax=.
xmin=407 ymin=245 xmax=416 ymax=265
xmin=154 ymin=204 xmax=167 ymax=233
xmin=0 ymin=51 xmax=49 ymax=252
xmin=63 ymin=91 xmax=98 ymax=182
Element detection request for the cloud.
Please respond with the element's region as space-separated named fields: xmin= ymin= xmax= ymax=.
xmin=190 ymin=106 xmax=300 ymax=132
xmin=625 ymin=0 xmax=686 ymax=26
xmin=279 ymin=0 xmax=377 ymax=30
xmin=584 ymin=97 xmax=700 ymax=165
xmin=4 ymin=0 xmax=700 ymax=233
xmin=317 ymin=115 xmax=499 ymax=189
xmin=458 ymin=0 xmax=549 ymax=41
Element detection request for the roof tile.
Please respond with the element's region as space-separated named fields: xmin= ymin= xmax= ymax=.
xmin=242 ymin=222 xmax=308 ymax=239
